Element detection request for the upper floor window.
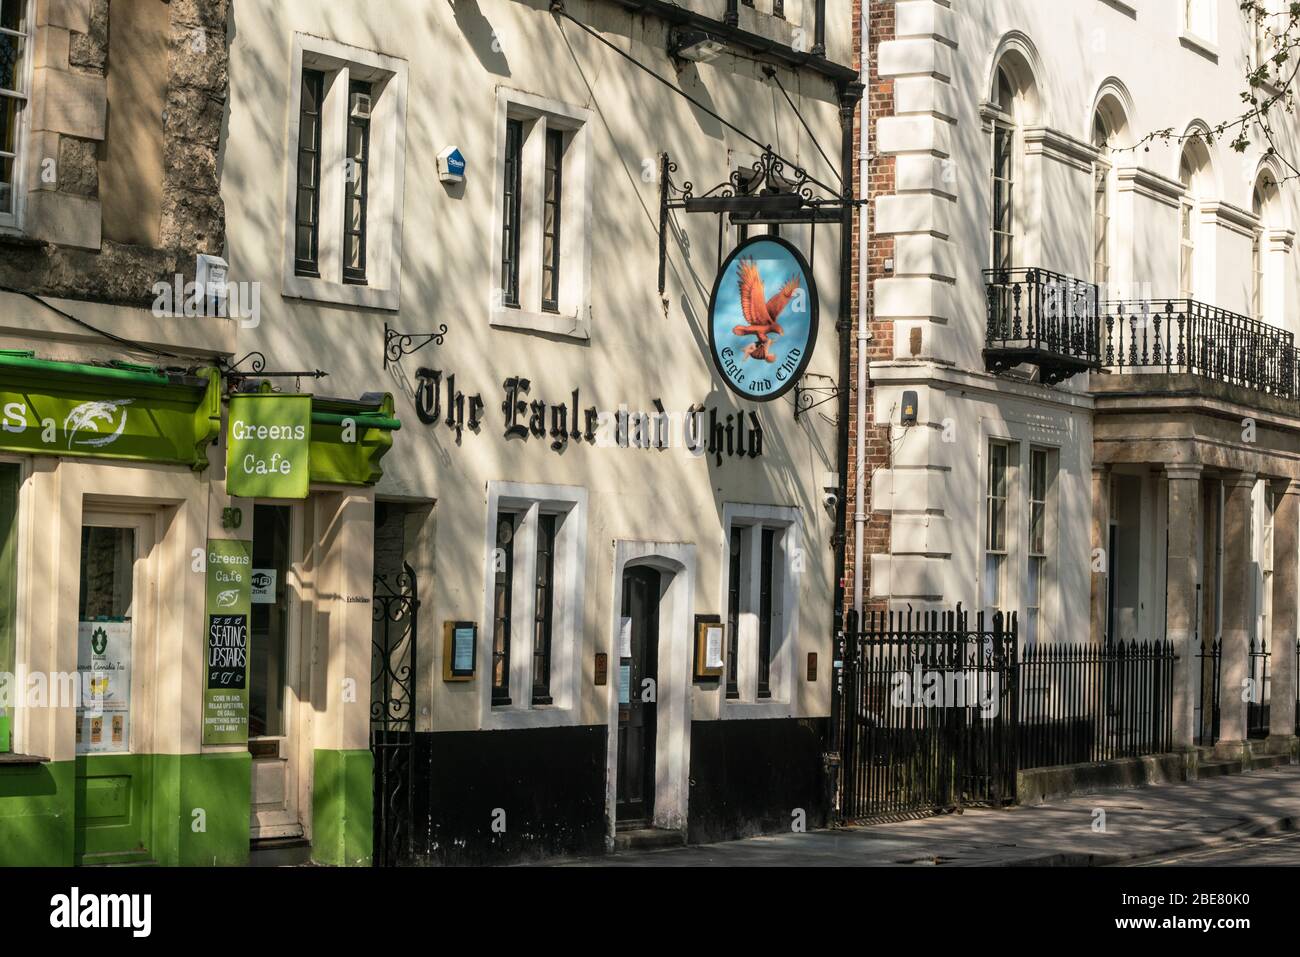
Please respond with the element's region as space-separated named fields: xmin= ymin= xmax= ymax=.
xmin=1176 ymin=140 xmax=1212 ymax=301
xmin=1182 ymin=0 xmax=1216 ymax=41
xmin=0 ymin=0 xmax=31 ymax=229
xmin=282 ymin=34 xmax=408 ymax=311
xmin=1252 ymin=182 xmax=1265 ymax=322
xmin=1092 ymin=115 xmax=1111 ymax=287
xmin=491 ymin=90 xmax=593 ymax=340
xmin=990 ymin=66 xmax=1017 ymax=271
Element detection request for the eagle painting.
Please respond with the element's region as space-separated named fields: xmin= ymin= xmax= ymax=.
xmin=733 ymin=257 xmax=801 ymax=363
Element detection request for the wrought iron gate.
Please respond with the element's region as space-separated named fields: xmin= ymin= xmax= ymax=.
xmin=371 ymin=562 xmax=419 ymax=866
xmin=838 ymin=606 xmax=1018 ymax=821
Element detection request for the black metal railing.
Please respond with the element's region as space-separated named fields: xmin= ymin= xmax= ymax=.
xmin=1017 ymin=640 xmax=1176 ymax=770
xmin=1101 ymin=299 xmax=1297 ymax=398
xmin=839 ymin=606 xmax=1018 ymax=821
xmin=1196 ymin=638 xmax=1222 ymax=747
xmin=984 ymin=268 xmax=1101 ymax=382
xmin=1248 ymin=638 xmax=1271 ymax=740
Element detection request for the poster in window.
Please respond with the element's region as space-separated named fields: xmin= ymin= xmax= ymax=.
xmin=76 ymin=618 xmax=132 ymax=754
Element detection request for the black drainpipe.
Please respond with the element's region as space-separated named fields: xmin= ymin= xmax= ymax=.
xmin=813 ymin=0 xmax=826 ymax=56
xmin=725 ymin=0 xmax=739 ymax=27
xmin=827 ymin=78 xmax=864 ymax=813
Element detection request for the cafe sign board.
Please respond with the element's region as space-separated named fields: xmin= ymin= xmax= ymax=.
xmin=706 ymin=235 xmax=819 ymax=402
xmin=226 ymin=393 xmax=312 ymax=499
xmin=203 ymin=538 xmax=251 ymax=745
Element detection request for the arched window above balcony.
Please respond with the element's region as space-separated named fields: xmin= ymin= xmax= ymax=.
xmin=985 ymin=48 xmax=1039 ymax=273
xmin=1177 ymin=137 xmax=1213 ymax=300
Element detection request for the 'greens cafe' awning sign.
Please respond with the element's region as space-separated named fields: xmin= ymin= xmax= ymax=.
xmin=0 ymin=352 xmax=221 ymax=468
xmin=225 ymin=393 xmax=312 ymax=499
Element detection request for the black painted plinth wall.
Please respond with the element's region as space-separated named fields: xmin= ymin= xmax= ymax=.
xmin=409 ymin=725 xmax=608 ymax=866
xmin=687 ymin=717 xmax=830 ymax=845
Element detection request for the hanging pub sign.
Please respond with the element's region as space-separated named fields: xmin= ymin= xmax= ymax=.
xmin=225 ymin=392 xmax=312 ymax=498
xmin=202 ymin=538 xmax=252 ymax=745
xmin=707 ymin=235 xmax=818 ymax=402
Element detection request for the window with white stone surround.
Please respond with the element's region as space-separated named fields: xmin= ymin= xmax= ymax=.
xmin=281 ymin=33 xmax=407 ymax=311
xmin=490 ymin=88 xmax=593 ymax=341
xmin=481 ymin=482 xmax=588 ymax=728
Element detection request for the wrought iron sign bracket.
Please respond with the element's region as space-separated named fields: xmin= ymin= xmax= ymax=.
xmin=385 ymin=321 xmax=449 ymax=369
xmin=657 ymin=147 xmax=857 ymax=296
xmin=219 ymin=352 xmax=328 ymax=389
xmin=793 ymin=374 xmax=839 ymax=421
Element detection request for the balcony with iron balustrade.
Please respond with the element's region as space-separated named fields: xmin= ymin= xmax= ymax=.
xmin=982 ymin=268 xmax=1102 ymax=385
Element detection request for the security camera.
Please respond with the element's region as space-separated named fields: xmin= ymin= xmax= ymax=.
xmin=822 ymin=490 xmax=839 ymax=512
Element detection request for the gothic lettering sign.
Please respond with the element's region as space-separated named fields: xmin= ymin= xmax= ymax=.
xmin=414 ymin=369 xmax=763 ymax=466
xmin=707 ymin=235 xmax=818 ymax=402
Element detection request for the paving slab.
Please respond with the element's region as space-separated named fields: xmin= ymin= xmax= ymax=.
xmin=559 ymin=764 xmax=1300 ymax=866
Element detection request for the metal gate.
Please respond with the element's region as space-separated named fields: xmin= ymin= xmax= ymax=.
xmin=371 ymin=562 xmax=419 ymax=866
xmin=838 ymin=605 xmax=1018 ymax=821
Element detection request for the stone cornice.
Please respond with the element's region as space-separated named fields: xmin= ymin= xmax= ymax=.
xmin=1115 ymin=165 xmax=1185 ymax=209
xmin=1022 ymin=126 xmax=1098 ymax=173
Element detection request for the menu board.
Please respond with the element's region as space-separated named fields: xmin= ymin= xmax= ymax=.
xmin=203 ymin=539 xmax=252 ymax=744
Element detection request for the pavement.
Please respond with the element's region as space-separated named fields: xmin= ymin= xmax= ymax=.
xmin=567 ymin=764 xmax=1300 ymax=866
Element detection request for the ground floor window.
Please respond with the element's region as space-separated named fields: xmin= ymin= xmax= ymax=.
xmin=484 ymin=483 xmax=587 ymax=722
xmin=723 ymin=504 xmax=798 ymax=705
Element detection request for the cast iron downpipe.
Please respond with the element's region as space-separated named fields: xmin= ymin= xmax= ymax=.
xmin=827 ymin=78 xmax=864 ymax=810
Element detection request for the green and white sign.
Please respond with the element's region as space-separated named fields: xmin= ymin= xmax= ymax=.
xmin=226 ymin=393 xmax=312 ymax=499
xmin=203 ymin=538 xmax=252 ymax=745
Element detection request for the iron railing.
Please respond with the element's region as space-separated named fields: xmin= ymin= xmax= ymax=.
xmin=839 ymin=606 xmax=1018 ymax=821
xmin=1101 ymin=299 xmax=1297 ymax=398
xmin=1018 ymin=640 xmax=1176 ymax=769
xmin=1248 ymin=638 xmax=1271 ymax=740
xmin=1196 ymin=638 xmax=1222 ymax=747
xmin=983 ymin=268 xmax=1101 ymax=381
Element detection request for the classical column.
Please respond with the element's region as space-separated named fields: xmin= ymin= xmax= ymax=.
xmin=1219 ymin=473 xmax=1257 ymax=748
xmin=1090 ymin=464 xmax=1111 ymax=646
xmin=1165 ymin=466 xmax=1202 ymax=750
xmin=1269 ymin=481 xmax=1299 ymax=740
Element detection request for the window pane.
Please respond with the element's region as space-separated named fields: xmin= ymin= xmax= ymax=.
xmin=984 ymin=554 xmax=1002 ymax=608
xmin=293 ymin=69 xmax=324 ymax=276
xmin=725 ymin=525 xmax=743 ymax=699
xmin=501 ymin=119 xmax=523 ymax=307
xmin=492 ymin=513 xmax=515 ymax=704
xmin=0 ymin=153 xmax=11 ymax=216
xmin=0 ymin=31 xmax=24 ymax=94
xmin=757 ymin=527 xmax=776 ymax=698
xmin=532 ymin=513 xmax=556 ymax=703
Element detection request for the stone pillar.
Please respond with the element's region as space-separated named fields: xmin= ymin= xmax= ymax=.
xmin=1269 ymin=481 xmax=1299 ymax=740
xmin=1219 ymin=473 xmax=1257 ymax=749
xmin=1090 ymin=464 xmax=1111 ymax=645
xmin=1165 ymin=466 xmax=1202 ymax=749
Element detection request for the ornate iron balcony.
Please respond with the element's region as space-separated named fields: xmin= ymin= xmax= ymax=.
xmin=1101 ymin=299 xmax=1297 ymax=399
xmin=983 ymin=268 xmax=1102 ymax=385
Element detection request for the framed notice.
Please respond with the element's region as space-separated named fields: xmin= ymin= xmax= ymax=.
xmin=443 ymin=621 xmax=477 ymax=681
xmin=693 ymin=614 xmax=724 ymax=681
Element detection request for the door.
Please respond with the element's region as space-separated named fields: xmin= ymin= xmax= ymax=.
xmin=617 ymin=566 xmax=660 ymax=825
xmin=248 ymin=503 xmax=303 ymax=837
xmin=74 ymin=512 xmax=154 ymax=864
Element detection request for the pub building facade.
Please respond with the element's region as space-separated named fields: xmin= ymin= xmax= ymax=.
xmin=0 ymin=0 xmax=857 ymax=866
xmin=217 ymin=0 xmax=857 ymax=863
xmin=0 ymin=0 xmax=398 ymax=865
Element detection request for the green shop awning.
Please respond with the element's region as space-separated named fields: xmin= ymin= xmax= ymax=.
xmin=0 ymin=351 xmax=221 ymax=469
xmin=308 ymin=393 xmax=401 ymax=487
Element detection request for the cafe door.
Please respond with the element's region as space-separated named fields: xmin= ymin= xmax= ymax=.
xmin=74 ymin=511 xmax=155 ymax=864
xmin=616 ymin=565 xmax=661 ymax=826
xmin=248 ymin=503 xmax=304 ymax=838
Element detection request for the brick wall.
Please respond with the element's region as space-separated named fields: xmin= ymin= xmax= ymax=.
xmin=843 ymin=0 xmax=895 ymax=619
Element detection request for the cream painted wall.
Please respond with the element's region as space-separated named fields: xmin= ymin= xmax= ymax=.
xmin=221 ymin=0 xmax=852 ymax=733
